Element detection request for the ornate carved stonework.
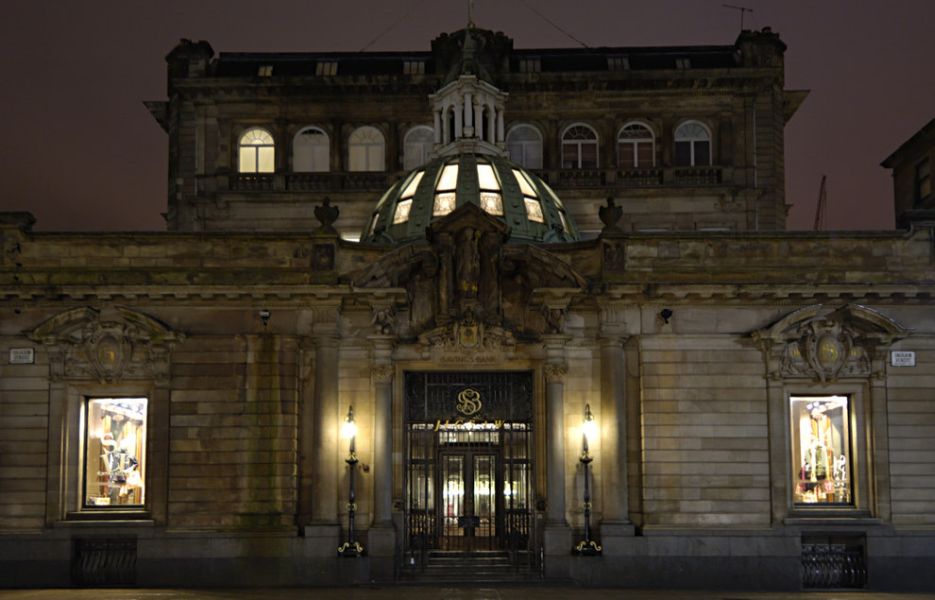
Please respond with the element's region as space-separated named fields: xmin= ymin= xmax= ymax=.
xmin=418 ymin=313 xmax=516 ymax=364
xmin=779 ymin=321 xmax=869 ymax=382
xmin=27 ymin=306 xmax=183 ymax=384
xmin=543 ymin=362 xmax=568 ymax=383
xmin=753 ymin=304 xmax=907 ymax=383
xmin=347 ymin=203 xmax=586 ymax=341
xmin=371 ymin=305 xmax=397 ymax=336
xmin=371 ymin=364 xmax=395 ymax=384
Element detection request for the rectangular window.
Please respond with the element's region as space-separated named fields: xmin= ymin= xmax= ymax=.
xmin=257 ymin=65 xmax=273 ymax=77
xmin=315 ymin=61 xmax=338 ymax=76
xmin=84 ymin=397 xmax=147 ymax=508
xmin=393 ymin=199 xmax=412 ymax=224
xmin=916 ymin=157 xmax=931 ymax=203
xmin=674 ymin=141 xmax=692 ymax=166
xmin=403 ymin=60 xmax=425 ymax=75
xmin=518 ymin=58 xmax=541 ymax=73
xmin=607 ymin=56 xmax=630 ymax=71
xmin=790 ymin=395 xmax=852 ymax=505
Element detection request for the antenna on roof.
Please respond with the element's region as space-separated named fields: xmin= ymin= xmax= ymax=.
xmin=468 ymin=0 xmax=475 ymax=27
xmin=722 ymin=4 xmax=754 ymax=30
xmin=813 ymin=174 xmax=828 ymax=231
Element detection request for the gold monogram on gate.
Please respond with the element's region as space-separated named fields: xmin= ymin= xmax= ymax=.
xmin=456 ymin=388 xmax=482 ymax=416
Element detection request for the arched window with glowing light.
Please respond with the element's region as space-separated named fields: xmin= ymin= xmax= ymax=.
xmin=403 ymin=125 xmax=434 ymax=170
xmin=561 ymin=123 xmax=599 ymax=169
xmin=674 ymin=120 xmax=712 ymax=166
xmin=238 ymin=128 xmax=275 ymax=173
xmin=506 ymin=124 xmax=543 ymax=169
xmin=293 ymin=126 xmax=330 ymax=172
xmin=617 ymin=122 xmax=655 ymax=168
xmin=348 ymin=126 xmax=386 ymax=172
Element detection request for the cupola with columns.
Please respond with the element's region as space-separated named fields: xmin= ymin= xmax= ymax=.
xmin=429 ymin=27 xmax=509 ymax=158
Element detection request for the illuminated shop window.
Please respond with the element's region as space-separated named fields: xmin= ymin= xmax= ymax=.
xmin=790 ymin=395 xmax=852 ymax=505
xmin=84 ymin=397 xmax=147 ymax=508
xmin=238 ymin=128 xmax=275 ymax=173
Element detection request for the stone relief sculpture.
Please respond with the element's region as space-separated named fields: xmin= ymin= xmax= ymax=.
xmin=27 ymin=305 xmax=183 ymax=384
xmin=348 ymin=203 xmax=586 ymax=341
xmin=753 ymin=304 xmax=908 ymax=382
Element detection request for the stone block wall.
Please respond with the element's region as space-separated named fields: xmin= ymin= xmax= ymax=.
xmin=639 ymin=335 xmax=770 ymax=527
xmin=0 ymin=342 xmax=48 ymax=530
xmin=887 ymin=338 xmax=935 ymax=526
xmin=168 ymin=335 xmax=298 ymax=529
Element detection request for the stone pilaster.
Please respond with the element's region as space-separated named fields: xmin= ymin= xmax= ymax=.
xmin=596 ymin=301 xmax=635 ymax=543
xmin=542 ymin=334 xmax=572 ymax=578
xmin=599 ymin=330 xmax=635 ymax=540
xmin=368 ymin=334 xmax=396 ymax=580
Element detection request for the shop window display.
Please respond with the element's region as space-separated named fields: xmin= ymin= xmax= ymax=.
xmin=790 ymin=395 xmax=851 ymax=505
xmin=84 ymin=397 xmax=147 ymax=508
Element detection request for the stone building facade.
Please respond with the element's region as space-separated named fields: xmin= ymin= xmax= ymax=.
xmin=882 ymin=117 xmax=934 ymax=227
xmin=1 ymin=26 xmax=934 ymax=591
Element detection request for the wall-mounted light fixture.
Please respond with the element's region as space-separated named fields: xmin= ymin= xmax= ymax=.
xmin=660 ymin=308 xmax=673 ymax=324
xmin=574 ymin=403 xmax=602 ymax=556
xmin=259 ymin=309 xmax=271 ymax=327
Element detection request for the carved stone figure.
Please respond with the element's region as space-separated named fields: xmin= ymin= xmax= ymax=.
xmin=371 ymin=305 xmax=396 ymax=336
xmin=408 ymin=255 xmax=439 ymax=332
xmin=478 ymin=230 xmax=501 ymax=322
xmin=456 ymin=227 xmax=481 ymax=301
xmin=434 ymin=231 xmax=456 ymax=321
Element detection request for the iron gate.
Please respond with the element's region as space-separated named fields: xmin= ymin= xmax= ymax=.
xmin=404 ymin=372 xmax=536 ymax=564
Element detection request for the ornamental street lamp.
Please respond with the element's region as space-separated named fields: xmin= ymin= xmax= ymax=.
xmin=338 ymin=405 xmax=364 ymax=557
xmin=574 ymin=403 xmax=602 ymax=555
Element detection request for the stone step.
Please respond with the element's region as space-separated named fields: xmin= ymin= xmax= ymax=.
xmin=403 ymin=550 xmax=541 ymax=584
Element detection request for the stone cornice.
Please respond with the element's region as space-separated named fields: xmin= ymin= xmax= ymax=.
xmin=0 ymin=285 xmax=354 ymax=304
xmin=601 ymin=283 xmax=935 ymax=303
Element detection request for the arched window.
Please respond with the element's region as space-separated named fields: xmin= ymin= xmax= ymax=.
xmin=506 ymin=124 xmax=543 ymax=169
xmin=674 ymin=120 xmax=712 ymax=166
xmin=403 ymin=126 xmax=434 ymax=170
xmin=561 ymin=124 xmax=599 ymax=169
xmin=293 ymin=126 xmax=330 ymax=172
xmin=238 ymin=128 xmax=275 ymax=173
xmin=617 ymin=122 xmax=655 ymax=168
xmin=348 ymin=126 xmax=386 ymax=172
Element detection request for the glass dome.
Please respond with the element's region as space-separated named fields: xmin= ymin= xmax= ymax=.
xmin=361 ymin=154 xmax=578 ymax=244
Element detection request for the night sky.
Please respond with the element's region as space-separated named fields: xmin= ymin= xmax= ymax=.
xmin=1 ymin=0 xmax=932 ymax=232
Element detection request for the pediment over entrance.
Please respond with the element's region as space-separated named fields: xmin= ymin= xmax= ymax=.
xmin=752 ymin=304 xmax=908 ymax=382
xmin=347 ymin=203 xmax=586 ymax=339
xmin=27 ymin=306 xmax=184 ymax=383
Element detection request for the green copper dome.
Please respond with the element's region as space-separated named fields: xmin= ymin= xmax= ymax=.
xmin=361 ymin=154 xmax=579 ymax=244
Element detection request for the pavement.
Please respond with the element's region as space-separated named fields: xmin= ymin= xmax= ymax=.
xmin=1 ymin=589 xmax=935 ymax=600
